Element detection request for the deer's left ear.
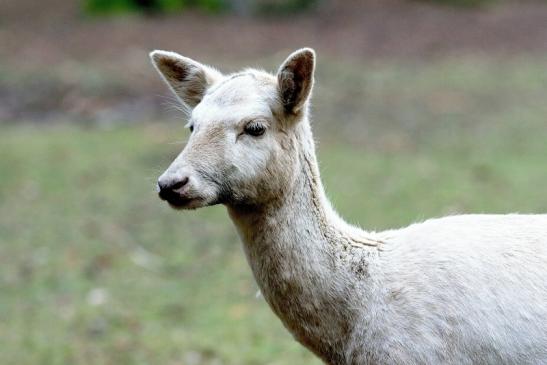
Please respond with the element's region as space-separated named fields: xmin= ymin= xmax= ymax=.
xmin=150 ymin=50 xmax=223 ymax=108
xmin=277 ymin=48 xmax=315 ymax=114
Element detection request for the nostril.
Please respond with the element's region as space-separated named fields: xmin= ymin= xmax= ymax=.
xmin=171 ymin=176 xmax=189 ymax=190
xmin=157 ymin=182 xmax=171 ymax=201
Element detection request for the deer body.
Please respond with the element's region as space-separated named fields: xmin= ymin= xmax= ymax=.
xmin=150 ymin=49 xmax=547 ymax=364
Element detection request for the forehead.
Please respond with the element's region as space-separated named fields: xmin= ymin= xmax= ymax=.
xmin=192 ymin=72 xmax=278 ymax=124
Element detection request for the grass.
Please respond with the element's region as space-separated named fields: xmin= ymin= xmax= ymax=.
xmin=1 ymin=56 xmax=546 ymax=364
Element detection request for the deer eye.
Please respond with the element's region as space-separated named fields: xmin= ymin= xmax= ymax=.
xmin=189 ymin=125 xmax=194 ymax=133
xmin=244 ymin=121 xmax=266 ymax=137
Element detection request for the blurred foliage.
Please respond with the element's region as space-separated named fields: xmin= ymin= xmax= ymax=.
xmin=84 ymin=0 xmax=226 ymax=15
xmin=83 ymin=0 xmax=319 ymax=15
xmin=83 ymin=0 xmax=505 ymax=16
xmin=82 ymin=0 xmax=504 ymax=17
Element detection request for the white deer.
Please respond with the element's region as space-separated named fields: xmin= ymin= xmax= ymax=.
xmin=150 ymin=48 xmax=547 ymax=365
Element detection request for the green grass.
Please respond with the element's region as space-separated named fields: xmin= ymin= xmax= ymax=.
xmin=1 ymin=56 xmax=546 ymax=364
xmin=0 ymin=125 xmax=315 ymax=365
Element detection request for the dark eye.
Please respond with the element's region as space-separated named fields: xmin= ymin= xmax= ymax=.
xmin=189 ymin=125 xmax=194 ymax=133
xmin=244 ymin=121 xmax=266 ymax=137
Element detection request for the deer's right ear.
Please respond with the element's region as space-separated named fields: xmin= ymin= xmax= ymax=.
xmin=150 ymin=50 xmax=223 ymax=108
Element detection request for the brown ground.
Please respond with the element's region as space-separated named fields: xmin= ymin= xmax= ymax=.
xmin=1 ymin=0 xmax=546 ymax=123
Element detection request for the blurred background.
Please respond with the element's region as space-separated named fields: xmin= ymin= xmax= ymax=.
xmin=1 ymin=0 xmax=546 ymax=364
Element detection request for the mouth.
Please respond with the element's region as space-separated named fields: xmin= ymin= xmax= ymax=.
xmin=158 ymin=192 xmax=204 ymax=210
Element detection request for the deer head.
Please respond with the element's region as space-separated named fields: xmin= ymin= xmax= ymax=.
xmin=151 ymin=48 xmax=315 ymax=210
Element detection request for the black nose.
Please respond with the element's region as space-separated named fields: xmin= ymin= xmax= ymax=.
xmin=157 ymin=176 xmax=189 ymax=201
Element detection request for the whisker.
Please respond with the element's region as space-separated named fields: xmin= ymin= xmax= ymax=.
xmin=155 ymin=93 xmax=191 ymax=118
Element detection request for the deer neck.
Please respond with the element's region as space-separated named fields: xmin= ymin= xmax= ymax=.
xmin=227 ymin=120 xmax=381 ymax=361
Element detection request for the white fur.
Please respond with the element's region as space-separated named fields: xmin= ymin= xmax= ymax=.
xmin=151 ymin=49 xmax=547 ymax=364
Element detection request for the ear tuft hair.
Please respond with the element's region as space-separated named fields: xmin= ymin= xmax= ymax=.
xmin=277 ymin=48 xmax=316 ymax=114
